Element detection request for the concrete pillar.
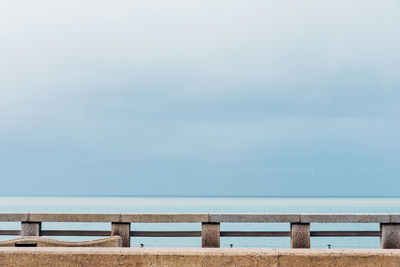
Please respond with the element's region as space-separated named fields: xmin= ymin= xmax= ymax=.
xmin=21 ymin=222 xmax=41 ymax=236
xmin=291 ymin=223 xmax=310 ymax=248
xmin=111 ymin=222 xmax=131 ymax=247
xmin=381 ymin=223 xmax=400 ymax=249
xmin=202 ymin=223 xmax=220 ymax=248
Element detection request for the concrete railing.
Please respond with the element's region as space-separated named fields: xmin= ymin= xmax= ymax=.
xmin=1 ymin=213 xmax=400 ymax=248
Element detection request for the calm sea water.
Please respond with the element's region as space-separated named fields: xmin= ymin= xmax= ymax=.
xmin=1 ymin=196 xmax=400 ymax=248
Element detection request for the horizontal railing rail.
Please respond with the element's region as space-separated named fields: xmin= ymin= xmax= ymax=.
xmin=1 ymin=213 xmax=400 ymax=223
xmin=0 ymin=213 xmax=398 ymax=248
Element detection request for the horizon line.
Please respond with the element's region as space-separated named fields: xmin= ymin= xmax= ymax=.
xmin=1 ymin=194 xmax=400 ymax=198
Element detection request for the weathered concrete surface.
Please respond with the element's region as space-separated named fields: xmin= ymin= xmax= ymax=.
xmin=3 ymin=213 xmax=400 ymax=223
xmin=300 ymin=214 xmax=390 ymax=223
xmin=0 ymin=213 xmax=210 ymax=223
xmin=1 ymin=248 xmax=400 ymax=267
xmin=210 ymin=214 xmax=300 ymax=223
xmin=21 ymin=222 xmax=41 ymax=236
xmin=120 ymin=214 xmax=209 ymax=223
xmin=290 ymin=223 xmax=310 ymax=248
xmin=0 ymin=236 xmax=122 ymax=247
xmin=202 ymin=223 xmax=220 ymax=248
xmin=381 ymin=224 xmax=400 ymax=249
xmin=111 ymin=222 xmax=130 ymax=247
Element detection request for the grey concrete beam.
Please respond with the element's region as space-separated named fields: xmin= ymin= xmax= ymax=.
xmin=0 ymin=213 xmax=397 ymax=223
xmin=27 ymin=213 xmax=120 ymax=222
xmin=389 ymin=215 xmax=400 ymax=223
xmin=300 ymin=214 xmax=390 ymax=223
xmin=0 ymin=213 xmax=29 ymax=222
xmin=120 ymin=214 xmax=209 ymax=223
xmin=210 ymin=214 xmax=300 ymax=223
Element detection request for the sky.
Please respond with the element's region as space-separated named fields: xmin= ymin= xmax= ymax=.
xmin=0 ymin=0 xmax=399 ymax=196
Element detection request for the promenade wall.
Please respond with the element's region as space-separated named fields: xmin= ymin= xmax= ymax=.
xmin=1 ymin=248 xmax=400 ymax=267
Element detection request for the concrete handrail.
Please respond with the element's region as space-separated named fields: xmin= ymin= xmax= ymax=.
xmin=0 ymin=213 xmax=399 ymax=223
xmin=0 ymin=213 xmax=399 ymax=249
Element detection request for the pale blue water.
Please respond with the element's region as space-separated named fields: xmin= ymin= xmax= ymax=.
xmin=1 ymin=196 xmax=400 ymax=248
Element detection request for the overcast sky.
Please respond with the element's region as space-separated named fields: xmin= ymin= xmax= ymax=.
xmin=1 ymin=0 xmax=399 ymax=196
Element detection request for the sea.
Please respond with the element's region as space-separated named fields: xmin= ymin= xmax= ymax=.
xmin=1 ymin=196 xmax=400 ymax=249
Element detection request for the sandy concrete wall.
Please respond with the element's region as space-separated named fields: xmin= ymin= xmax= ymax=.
xmin=1 ymin=248 xmax=400 ymax=267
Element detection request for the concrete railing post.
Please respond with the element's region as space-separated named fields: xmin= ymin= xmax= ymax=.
xmin=381 ymin=223 xmax=400 ymax=249
xmin=111 ymin=222 xmax=131 ymax=247
xmin=290 ymin=223 xmax=310 ymax=248
xmin=21 ymin=222 xmax=41 ymax=236
xmin=202 ymin=223 xmax=220 ymax=248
